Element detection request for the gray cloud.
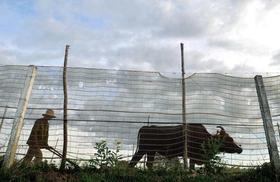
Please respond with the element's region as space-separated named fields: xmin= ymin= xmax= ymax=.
xmin=184 ymin=51 xmax=231 ymax=73
xmin=0 ymin=44 xmax=62 ymax=66
xmin=230 ymin=64 xmax=256 ymax=73
xmin=207 ymin=38 xmax=269 ymax=57
xmin=271 ymin=51 xmax=280 ymax=66
xmin=0 ymin=48 xmax=17 ymax=65
xmin=0 ymin=0 xmax=277 ymax=74
xmin=208 ymin=39 xmax=243 ymax=51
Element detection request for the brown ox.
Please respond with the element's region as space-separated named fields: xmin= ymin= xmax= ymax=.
xmin=129 ymin=124 xmax=242 ymax=169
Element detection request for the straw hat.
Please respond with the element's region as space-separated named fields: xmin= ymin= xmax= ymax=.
xmin=42 ymin=109 xmax=56 ymax=118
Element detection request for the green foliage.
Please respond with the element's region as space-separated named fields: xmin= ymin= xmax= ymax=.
xmin=152 ymin=154 xmax=183 ymax=171
xmin=0 ymin=159 xmax=278 ymax=181
xmin=0 ymin=160 xmax=58 ymax=182
xmin=229 ymin=162 xmax=277 ymax=182
xmin=201 ymin=137 xmax=224 ymax=175
xmin=88 ymin=140 xmax=122 ymax=169
xmin=0 ymin=140 xmax=277 ymax=181
xmin=0 ymin=168 xmax=13 ymax=182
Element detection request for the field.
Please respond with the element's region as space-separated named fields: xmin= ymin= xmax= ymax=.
xmin=0 ymin=160 xmax=276 ymax=182
xmin=0 ymin=140 xmax=277 ymax=182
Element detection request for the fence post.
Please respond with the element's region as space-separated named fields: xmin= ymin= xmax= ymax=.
xmin=60 ymin=45 xmax=70 ymax=170
xmin=255 ymin=75 xmax=280 ymax=181
xmin=2 ymin=65 xmax=37 ymax=168
xmin=180 ymin=43 xmax=188 ymax=169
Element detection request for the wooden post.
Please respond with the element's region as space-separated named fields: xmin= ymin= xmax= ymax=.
xmin=278 ymin=123 xmax=280 ymax=143
xmin=181 ymin=43 xmax=188 ymax=169
xmin=2 ymin=65 xmax=37 ymax=168
xmin=60 ymin=45 xmax=70 ymax=170
xmin=144 ymin=115 xmax=151 ymax=169
xmin=255 ymin=75 xmax=280 ymax=181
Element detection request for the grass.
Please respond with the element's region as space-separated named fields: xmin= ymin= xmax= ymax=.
xmin=0 ymin=161 xmax=277 ymax=182
xmin=0 ymin=141 xmax=277 ymax=181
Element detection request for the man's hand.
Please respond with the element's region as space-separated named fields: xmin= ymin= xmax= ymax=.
xmin=44 ymin=145 xmax=51 ymax=150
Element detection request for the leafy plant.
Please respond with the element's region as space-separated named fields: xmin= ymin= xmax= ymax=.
xmin=152 ymin=154 xmax=183 ymax=172
xmin=201 ymin=137 xmax=224 ymax=175
xmin=0 ymin=159 xmax=277 ymax=181
xmin=88 ymin=140 xmax=122 ymax=169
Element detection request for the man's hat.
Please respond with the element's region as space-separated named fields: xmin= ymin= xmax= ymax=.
xmin=42 ymin=109 xmax=56 ymax=118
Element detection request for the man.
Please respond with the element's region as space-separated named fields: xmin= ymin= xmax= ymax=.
xmin=22 ymin=109 xmax=56 ymax=164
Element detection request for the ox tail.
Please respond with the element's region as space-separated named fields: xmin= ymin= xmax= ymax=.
xmin=134 ymin=128 xmax=141 ymax=153
xmin=128 ymin=128 xmax=143 ymax=168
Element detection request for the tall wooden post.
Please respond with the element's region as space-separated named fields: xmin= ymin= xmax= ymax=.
xmin=2 ymin=65 xmax=37 ymax=168
xmin=255 ymin=75 xmax=280 ymax=181
xmin=60 ymin=45 xmax=70 ymax=170
xmin=277 ymin=123 xmax=280 ymax=143
xmin=181 ymin=43 xmax=188 ymax=169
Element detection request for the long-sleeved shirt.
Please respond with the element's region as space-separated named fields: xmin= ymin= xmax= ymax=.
xmin=27 ymin=118 xmax=49 ymax=148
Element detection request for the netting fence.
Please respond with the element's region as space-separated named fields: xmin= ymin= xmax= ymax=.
xmin=0 ymin=65 xmax=280 ymax=168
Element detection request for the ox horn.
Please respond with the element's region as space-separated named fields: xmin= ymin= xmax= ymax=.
xmin=217 ymin=126 xmax=225 ymax=131
xmin=217 ymin=126 xmax=226 ymax=135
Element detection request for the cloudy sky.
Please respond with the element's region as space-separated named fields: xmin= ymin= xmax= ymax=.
xmin=1 ymin=0 xmax=280 ymax=74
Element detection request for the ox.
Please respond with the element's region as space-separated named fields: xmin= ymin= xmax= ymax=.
xmin=129 ymin=124 xmax=242 ymax=169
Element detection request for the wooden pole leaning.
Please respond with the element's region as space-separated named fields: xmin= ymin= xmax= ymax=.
xmin=181 ymin=43 xmax=188 ymax=169
xmin=255 ymin=75 xmax=280 ymax=181
xmin=60 ymin=45 xmax=70 ymax=170
xmin=2 ymin=65 xmax=37 ymax=168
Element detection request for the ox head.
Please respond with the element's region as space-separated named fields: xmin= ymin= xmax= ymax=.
xmin=215 ymin=126 xmax=242 ymax=154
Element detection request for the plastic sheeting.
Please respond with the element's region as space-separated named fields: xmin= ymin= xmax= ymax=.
xmin=0 ymin=65 xmax=279 ymax=167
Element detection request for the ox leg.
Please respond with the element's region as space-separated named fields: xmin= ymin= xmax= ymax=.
xmin=189 ymin=159 xmax=195 ymax=170
xmin=146 ymin=152 xmax=155 ymax=170
xmin=129 ymin=150 xmax=145 ymax=168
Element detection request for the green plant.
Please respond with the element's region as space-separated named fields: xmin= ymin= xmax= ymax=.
xmin=1 ymin=160 xmax=276 ymax=182
xmin=88 ymin=140 xmax=122 ymax=169
xmin=0 ymin=168 xmax=13 ymax=182
xmin=201 ymin=137 xmax=224 ymax=175
xmin=150 ymin=153 xmax=184 ymax=172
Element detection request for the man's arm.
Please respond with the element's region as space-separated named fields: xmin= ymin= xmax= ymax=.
xmin=32 ymin=120 xmax=40 ymax=147
xmin=42 ymin=122 xmax=49 ymax=148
